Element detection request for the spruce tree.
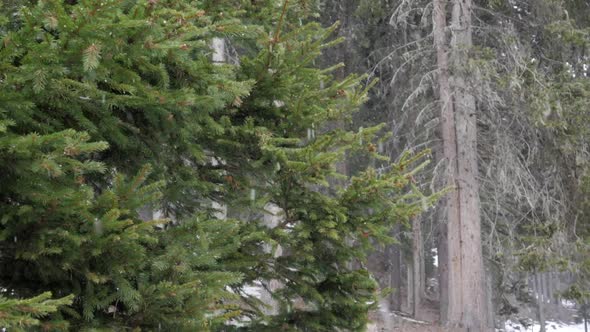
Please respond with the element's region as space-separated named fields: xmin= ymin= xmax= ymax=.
xmin=216 ymin=2 xmax=440 ymax=330
xmin=1 ymin=1 xmax=250 ymax=329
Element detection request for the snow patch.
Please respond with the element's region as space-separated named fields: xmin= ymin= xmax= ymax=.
xmin=498 ymin=320 xmax=588 ymax=332
xmin=431 ymin=248 xmax=438 ymax=267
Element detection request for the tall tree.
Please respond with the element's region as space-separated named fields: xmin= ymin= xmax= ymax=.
xmin=433 ymin=0 xmax=489 ymax=328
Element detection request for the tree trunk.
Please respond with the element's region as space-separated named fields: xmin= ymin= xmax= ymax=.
xmin=582 ymin=302 xmax=589 ymax=332
xmin=407 ymin=263 xmax=414 ymax=313
xmin=438 ymin=210 xmax=449 ymax=322
xmin=433 ymin=0 xmax=489 ymax=329
xmin=547 ymin=273 xmax=552 ymax=307
xmin=412 ymin=217 xmax=425 ymax=318
xmin=584 ymin=303 xmax=588 ymax=332
xmin=486 ymin=267 xmax=495 ymax=328
xmin=536 ymin=273 xmax=546 ymax=332
xmin=551 ymin=272 xmax=560 ymax=306
xmin=389 ymin=226 xmax=403 ymax=312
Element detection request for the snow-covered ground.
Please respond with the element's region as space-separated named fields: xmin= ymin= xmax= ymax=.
xmin=498 ymin=320 xmax=587 ymax=332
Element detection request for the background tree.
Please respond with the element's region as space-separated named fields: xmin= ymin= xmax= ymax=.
xmin=317 ymin=0 xmax=590 ymax=329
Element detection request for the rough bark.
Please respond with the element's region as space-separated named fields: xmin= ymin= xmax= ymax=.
xmin=433 ymin=0 xmax=454 ymax=322
xmin=433 ymin=0 xmax=489 ymax=329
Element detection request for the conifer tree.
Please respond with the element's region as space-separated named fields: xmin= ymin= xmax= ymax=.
xmin=215 ymin=2 xmax=440 ymax=329
xmin=1 ymin=1 xmax=249 ymax=328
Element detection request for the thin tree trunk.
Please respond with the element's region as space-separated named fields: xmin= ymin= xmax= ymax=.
xmin=552 ymin=272 xmax=560 ymax=306
xmin=539 ymin=272 xmax=545 ymax=305
xmin=433 ymin=0 xmax=489 ymax=329
xmin=412 ymin=217 xmax=424 ymax=318
xmin=389 ymin=226 xmax=403 ymax=312
xmin=582 ymin=302 xmax=589 ymax=332
xmin=486 ymin=268 xmax=495 ymax=328
xmin=438 ymin=209 xmax=449 ymax=321
xmin=536 ymin=273 xmax=546 ymax=332
xmin=584 ymin=303 xmax=588 ymax=332
xmin=420 ymin=241 xmax=426 ymax=303
xmin=546 ymin=272 xmax=555 ymax=307
xmin=541 ymin=272 xmax=551 ymax=304
xmin=407 ymin=263 xmax=414 ymax=313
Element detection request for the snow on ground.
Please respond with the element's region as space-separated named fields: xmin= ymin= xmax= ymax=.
xmin=498 ymin=320 xmax=587 ymax=332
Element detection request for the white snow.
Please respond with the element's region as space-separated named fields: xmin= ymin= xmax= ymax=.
xmin=431 ymin=248 xmax=438 ymax=267
xmin=498 ymin=320 xmax=588 ymax=332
